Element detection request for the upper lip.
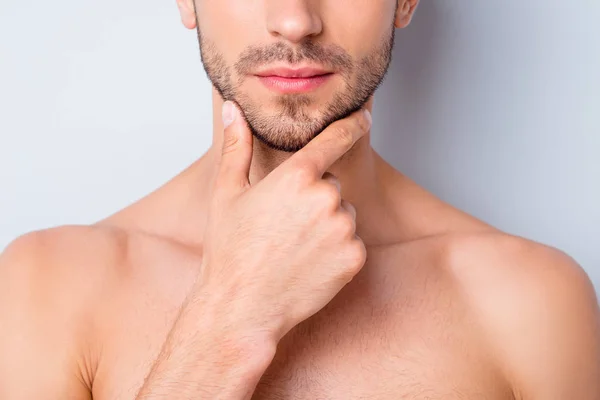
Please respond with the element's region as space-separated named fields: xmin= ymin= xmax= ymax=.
xmin=254 ymin=66 xmax=332 ymax=78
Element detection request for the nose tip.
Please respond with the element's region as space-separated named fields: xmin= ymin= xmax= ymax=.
xmin=266 ymin=2 xmax=323 ymax=43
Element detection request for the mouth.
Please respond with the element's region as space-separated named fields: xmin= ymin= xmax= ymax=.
xmin=254 ymin=66 xmax=335 ymax=94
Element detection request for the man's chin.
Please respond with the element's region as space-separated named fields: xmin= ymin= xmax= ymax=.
xmin=233 ymin=92 xmax=364 ymax=152
xmin=248 ymin=125 xmax=319 ymax=153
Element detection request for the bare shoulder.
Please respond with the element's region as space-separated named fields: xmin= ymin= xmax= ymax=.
xmin=0 ymin=224 xmax=200 ymax=399
xmin=0 ymin=224 xmax=130 ymax=312
xmin=444 ymin=232 xmax=600 ymax=400
xmin=0 ymin=225 xmax=130 ymax=398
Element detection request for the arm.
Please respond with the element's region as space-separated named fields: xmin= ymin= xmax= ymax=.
xmin=136 ymin=103 xmax=371 ymax=398
xmin=511 ymin=251 xmax=600 ymax=400
xmin=0 ymin=231 xmax=93 ymax=400
xmin=135 ymin=285 xmax=277 ymax=400
xmin=477 ymin=243 xmax=600 ymax=400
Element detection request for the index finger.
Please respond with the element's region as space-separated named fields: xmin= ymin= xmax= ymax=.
xmin=287 ymin=108 xmax=372 ymax=177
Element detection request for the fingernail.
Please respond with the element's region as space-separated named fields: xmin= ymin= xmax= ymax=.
xmin=222 ymin=101 xmax=236 ymax=128
xmin=363 ymin=109 xmax=372 ymax=129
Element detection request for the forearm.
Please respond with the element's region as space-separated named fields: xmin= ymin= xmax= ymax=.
xmin=135 ymin=294 xmax=277 ymax=400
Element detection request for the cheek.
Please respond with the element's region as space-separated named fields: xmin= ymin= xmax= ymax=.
xmin=322 ymin=0 xmax=395 ymax=58
xmin=197 ymin=1 xmax=262 ymax=63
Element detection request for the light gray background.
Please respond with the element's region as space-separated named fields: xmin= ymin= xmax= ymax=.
xmin=1 ymin=1 xmax=598 ymax=290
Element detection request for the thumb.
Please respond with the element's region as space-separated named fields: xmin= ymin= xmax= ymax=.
xmin=216 ymin=100 xmax=254 ymax=196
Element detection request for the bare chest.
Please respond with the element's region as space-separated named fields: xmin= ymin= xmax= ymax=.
xmin=90 ymin=244 xmax=510 ymax=400
xmin=249 ymin=298 xmax=505 ymax=400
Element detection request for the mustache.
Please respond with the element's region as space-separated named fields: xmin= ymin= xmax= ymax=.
xmin=234 ymin=40 xmax=354 ymax=76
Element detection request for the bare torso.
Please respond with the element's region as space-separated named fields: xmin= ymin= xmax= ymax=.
xmin=1 ymin=151 xmax=597 ymax=400
xmin=88 ymin=229 xmax=511 ymax=400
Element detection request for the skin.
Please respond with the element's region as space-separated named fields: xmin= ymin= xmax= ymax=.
xmin=1 ymin=0 xmax=600 ymax=399
xmin=195 ymin=0 xmax=395 ymax=152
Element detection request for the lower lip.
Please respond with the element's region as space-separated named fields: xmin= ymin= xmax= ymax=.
xmin=257 ymin=74 xmax=333 ymax=93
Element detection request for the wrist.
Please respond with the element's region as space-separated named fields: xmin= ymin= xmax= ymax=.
xmin=136 ymin=327 xmax=275 ymax=400
xmin=184 ymin=282 xmax=280 ymax=359
xmin=190 ymin=270 xmax=283 ymax=345
xmin=221 ymin=330 xmax=278 ymax=379
xmin=196 ymin=311 xmax=278 ymax=385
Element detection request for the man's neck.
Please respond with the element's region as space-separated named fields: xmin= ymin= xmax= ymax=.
xmin=104 ymin=90 xmax=474 ymax=249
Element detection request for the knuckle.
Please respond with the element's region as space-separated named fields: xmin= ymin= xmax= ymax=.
xmin=288 ymin=162 xmax=315 ymax=185
xmin=317 ymin=184 xmax=341 ymax=211
xmin=335 ymin=215 xmax=356 ymax=238
xmin=347 ymin=204 xmax=357 ymax=218
xmin=341 ymin=199 xmax=355 ymax=214
xmin=329 ymin=176 xmax=342 ymax=191
xmin=346 ymin=240 xmax=367 ymax=273
xmin=222 ymin=133 xmax=239 ymax=155
xmin=332 ymin=125 xmax=354 ymax=147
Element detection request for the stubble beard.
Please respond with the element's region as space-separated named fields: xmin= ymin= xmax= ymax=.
xmin=196 ymin=23 xmax=395 ymax=153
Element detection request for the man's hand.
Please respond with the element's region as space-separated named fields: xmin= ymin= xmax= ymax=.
xmin=197 ymin=100 xmax=373 ymax=341
xmin=136 ymin=100 xmax=372 ymax=399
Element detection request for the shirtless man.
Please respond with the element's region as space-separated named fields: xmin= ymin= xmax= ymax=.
xmin=1 ymin=0 xmax=599 ymax=399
